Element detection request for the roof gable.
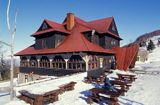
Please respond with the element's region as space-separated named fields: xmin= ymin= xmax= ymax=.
xmin=37 ymin=20 xmax=52 ymax=32
xmin=87 ymin=17 xmax=113 ymax=33
xmin=32 ymin=19 xmax=70 ymax=36
xmin=15 ymin=13 xmax=123 ymax=56
xmin=15 ymin=24 xmax=115 ymax=56
xmin=108 ymin=19 xmax=119 ymax=36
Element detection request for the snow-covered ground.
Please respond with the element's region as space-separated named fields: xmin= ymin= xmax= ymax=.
xmin=1 ymin=45 xmax=160 ymax=105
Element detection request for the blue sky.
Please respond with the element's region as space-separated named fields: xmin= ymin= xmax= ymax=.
xmin=0 ymin=0 xmax=160 ymax=55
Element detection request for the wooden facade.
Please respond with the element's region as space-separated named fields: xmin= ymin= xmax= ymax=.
xmin=16 ymin=13 xmax=123 ymax=83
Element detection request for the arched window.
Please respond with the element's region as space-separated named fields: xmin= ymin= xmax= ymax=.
xmin=40 ymin=56 xmax=50 ymax=68
xmin=88 ymin=56 xmax=99 ymax=70
xmin=68 ymin=55 xmax=86 ymax=71
xmin=52 ymin=56 xmax=65 ymax=69
xmin=30 ymin=56 xmax=38 ymax=67
xmin=20 ymin=57 xmax=28 ymax=67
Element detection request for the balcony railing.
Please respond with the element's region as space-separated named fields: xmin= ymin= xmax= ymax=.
xmin=19 ymin=67 xmax=85 ymax=76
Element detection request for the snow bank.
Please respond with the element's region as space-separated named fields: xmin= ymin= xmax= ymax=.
xmin=1 ymin=43 xmax=160 ymax=105
xmin=4 ymin=100 xmax=30 ymax=105
xmin=120 ymin=74 xmax=160 ymax=105
xmin=15 ymin=73 xmax=87 ymax=95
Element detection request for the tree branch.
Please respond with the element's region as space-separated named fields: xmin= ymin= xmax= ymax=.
xmin=7 ymin=0 xmax=11 ymax=33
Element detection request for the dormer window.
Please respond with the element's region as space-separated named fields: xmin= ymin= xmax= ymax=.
xmin=112 ymin=24 xmax=116 ymax=31
xmin=42 ymin=22 xmax=48 ymax=30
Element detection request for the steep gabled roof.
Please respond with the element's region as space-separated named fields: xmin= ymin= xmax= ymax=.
xmin=32 ymin=19 xmax=70 ymax=36
xmin=75 ymin=16 xmax=121 ymax=39
xmin=87 ymin=17 xmax=113 ymax=33
xmin=16 ymin=14 xmax=122 ymax=56
xmin=15 ymin=24 xmax=115 ymax=56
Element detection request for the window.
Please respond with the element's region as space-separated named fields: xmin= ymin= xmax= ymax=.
xmin=88 ymin=56 xmax=99 ymax=70
xmin=111 ymin=40 xmax=116 ymax=45
xmin=68 ymin=55 xmax=86 ymax=71
xmin=40 ymin=56 xmax=50 ymax=68
xmin=112 ymin=24 xmax=116 ymax=31
xmin=52 ymin=56 xmax=66 ymax=69
xmin=29 ymin=57 xmax=38 ymax=67
xmin=20 ymin=57 xmax=28 ymax=67
xmin=41 ymin=23 xmax=48 ymax=30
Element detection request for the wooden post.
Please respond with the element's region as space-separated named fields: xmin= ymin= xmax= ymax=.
xmin=34 ymin=95 xmax=43 ymax=105
xmin=82 ymin=55 xmax=89 ymax=71
xmin=49 ymin=59 xmax=53 ymax=68
xmin=37 ymin=59 xmax=40 ymax=68
xmin=64 ymin=59 xmax=69 ymax=70
xmin=27 ymin=59 xmax=30 ymax=67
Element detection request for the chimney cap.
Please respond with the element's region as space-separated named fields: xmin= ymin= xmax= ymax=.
xmin=67 ymin=12 xmax=74 ymax=15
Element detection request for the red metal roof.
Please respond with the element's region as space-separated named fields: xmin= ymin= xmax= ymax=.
xmin=113 ymin=44 xmax=139 ymax=70
xmin=16 ymin=24 xmax=115 ymax=56
xmin=75 ymin=17 xmax=121 ymax=39
xmin=32 ymin=19 xmax=70 ymax=36
xmin=16 ymin=14 xmax=121 ymax=56
xmin=87 ymin=17 xmax=113 ymax=33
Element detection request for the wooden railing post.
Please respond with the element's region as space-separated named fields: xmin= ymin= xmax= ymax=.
xmin=34 ymin=95 xmax=43 ymax=105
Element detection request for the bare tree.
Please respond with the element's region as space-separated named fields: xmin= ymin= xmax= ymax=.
xmin=6 ymin=0 xmax=18 ymax=100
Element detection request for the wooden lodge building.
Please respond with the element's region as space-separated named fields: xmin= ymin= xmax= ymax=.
xmin=15 ymin=13 xmax=138 ymax=83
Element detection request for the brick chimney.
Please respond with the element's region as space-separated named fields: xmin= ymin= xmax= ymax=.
xmin=66 ymin=13 xmax=75 ymax=30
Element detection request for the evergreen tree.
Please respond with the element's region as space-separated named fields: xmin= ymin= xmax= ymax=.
xmin=157 ymin=38 xmax=160 ymax=47
xmin=0 ymin=46 xmax=10 ymax=80
xmin=147 ymin=40 xmax=155 ymax=52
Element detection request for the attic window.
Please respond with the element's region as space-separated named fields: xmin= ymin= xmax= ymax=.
xmin=42 ymin=23 xmax=48 ymax=30
xmin=112 ymin=25 xmax=116 ymax=31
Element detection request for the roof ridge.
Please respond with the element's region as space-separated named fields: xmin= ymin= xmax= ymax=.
xmin=75 ymin=17 xmax=98 ymax=32
xmin=44 ymin=19 xmax=62 ymax=27
xmin=88 ymin=17 xmax=113 ymax=23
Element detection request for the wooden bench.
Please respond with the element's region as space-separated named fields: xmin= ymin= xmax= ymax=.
xmin=18 ymin=90 xmax=37 ymax=105
xmin=110 ymin=80 xmax=131 ymax=94
xmin=110 ymin=80 xmax=130 ymax=87
xmin=59 ymin=81 xmax=77 ymax=94
xmin=114 ymin=77 xmax=133 ymax=84
xmin=43 ymin=89 xmax=60 ymax=103
xmin=87 ymin=88 xmax=121 ymax=105
xmin=117 ymin=73 xmax=137 ymax=82
xmin=18 ymin=81 xmax=77 ymax=105
xmin=18 ymin=89 xmax=60 ymax=105
xmin=84 ymin=75 xmax=105 ymax=84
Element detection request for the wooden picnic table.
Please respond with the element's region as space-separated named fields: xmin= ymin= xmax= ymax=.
xmin=110 ymin=80 xmax=128 ymax=86
xmin=59 ymin=81 xmax=76 ymax=93
xmin=117 ymin=73 xmax=136 ymax=77
xmin=117 ymin=73 xmax=137 ymax=82
xmin=87 ymin=88 xmax=121 ymax=105
xmin=91 ymin=88 xmax=120 ymax=101
xmin=85 ymin=75 xmax=105 ymax=84
xmin=110 ymin=80 xmax=131 ymax=92
xmin=18 ymin=81 xmax=77 ymax=105
xmin=19 ymin=89 xmax=60 ymax=105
